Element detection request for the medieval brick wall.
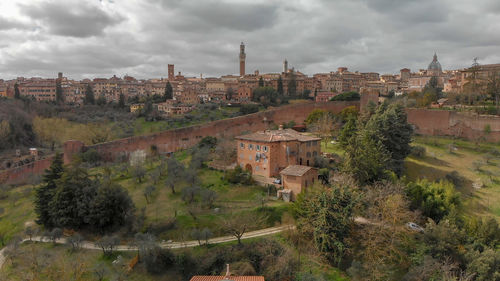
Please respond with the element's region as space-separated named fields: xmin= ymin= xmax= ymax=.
xmin=0 ymin=155 xmax=54 ymax=185
xmin=406 ymin=109 xmax=500 ymax=142
xmin=84 ymin=101 xmax=359 ymax=162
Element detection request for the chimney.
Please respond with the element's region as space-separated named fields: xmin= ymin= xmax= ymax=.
xmin=224 ymin=264 xmax=230 ymax=279
xmin=279 ymin=124 xmax=284 ymax=130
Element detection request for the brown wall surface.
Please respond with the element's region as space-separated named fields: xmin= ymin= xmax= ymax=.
xmin=83 ymin=101 xmax=359 ymax=162
xmin=406 ymin=109 xmax=500 ymax=142
xmin=0 ymin=156 xmax=54 ymax=185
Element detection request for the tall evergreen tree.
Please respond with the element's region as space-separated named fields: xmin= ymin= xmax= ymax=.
xmin=164 ymin=82 xmax=173 ymax=101
xmin=84 ymin=84 xmax=95 ymax=105
xmin=338 ymin=117 xmax=357 ymax=149
xmin=287 ymin=73 xmax=297 ymax=96
xmin=365 ymin=103 xmax=413 ymax=176
xmin=258 ymin=77 xmax=264 ymax=87
xmin=118 ymin=93 xmax=126 ymax=108
xmin=14 ymin=83 xmax=20 ymax=99
xmin=56 ymin=80 xmax=64 ymax=104
xmin=49 ymin=162 xmax=96 ymax=229
xmin=277 ymin=76 xmax=284 ymax=95
xmin=35 ymin=153 xmax=64 ymax=227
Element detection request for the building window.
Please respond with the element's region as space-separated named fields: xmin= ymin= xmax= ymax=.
xmin=249 ymin=155 xmax=252 ymax=161
xmin=306 ymin=142 xmax=311 ymax=147
xmin=240 ymin=142 xmax=245 ymax=149
xmin=256 ymin=145 xmax=260 ymax=151
xmin=263 ymin=146 xmax=268 ymax=152
xmin=306 ymin=152 xmax=311 ymax=158
xmin=249 ymin=144 xmax=253 ymax=150
xmin=255 ymin=153 xmax=260 ymax=162
xmin=312 ymin=141 xmax=318 ymax=146
xmin=313 ymin=151 xmax=318 ymax=157
xmin=256 ymin=166 xmax=259 ymax=171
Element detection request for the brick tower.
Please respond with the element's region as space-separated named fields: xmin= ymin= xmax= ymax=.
xmin=239 ymin=42 xmax=246 ymax=76
xmin=168 ymin=64 xmax=174 ymax=80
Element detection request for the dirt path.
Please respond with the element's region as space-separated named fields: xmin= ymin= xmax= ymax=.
xmin=0 ymin=225 xmax=295 ymax=269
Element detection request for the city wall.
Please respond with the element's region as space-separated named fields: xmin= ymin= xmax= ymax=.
xmin=0 ymin=155 xmax=54 ymax=185
xmin=406 ymin=109 xmax=500 ymax=142
xmin=77 ymin=101 xmax=359 ymax=162
xmin=3 ymin=102 xmax=500 ymax=185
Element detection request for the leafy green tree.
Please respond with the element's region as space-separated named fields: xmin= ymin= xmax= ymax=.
xmin=331 ymin=91 xmax=360 ymax=101
xmin=258 ymin=77 xmax=264 ymax=87
xmin=84 ymin=84 xmax=95 ymax=105
xmin=294 ymin=185 xmax=356 ymax=265
xmin=287 ymin=73 xmax=297 ymax=96
xmin=96 ymin=95 xmax=107 ymax=106
xmin=338 ymin=117 xmax=357 ymax=148
xmin=49 ymin=163 xmax=96 ymax=229
xmin=252 ymin=86 xmax=280 ymax=106
xmin=14 ymin=83 xmax=20 ymax=99
xmin=305 ymin=109 xmax=328 ymax=125
xmin=35 ymin=153 xmax=64 ymax=227
xmin=343 ymin=129 xmax=390 ymax=184
xmin=165 ymin=156 xmax=184 ymax=194
xmin=277 ymin=76 xmax=284 ymax=95
xmin=89 ymin=181 xmax=135 ymax=232
xmin=364 ymin=103 xmax=413 ymax=176
xmin=226 ymin=87 xmax=234 ymax=100
xmin=118 ymin=93 xmax=126 ymax=108
xmin=406 ymin=179 xmax=461 ymax=222
xmin=164 ymin=82 xmax=173 ymax=101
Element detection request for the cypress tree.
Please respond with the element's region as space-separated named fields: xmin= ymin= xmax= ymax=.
xmin=84 ymin=84 xmax=95 ymax=105
xmin=164 ymin=82 xmax=173 ymax=101
xmin=34 ymin=153 xmax=64 ymax=227
xmin=118 ymin=93 xmax=126 ymax=108
xmin=259 ymin=77 xmax=264 ymax=87
xmin=277 ymin=76 xmax=284 ymax=95
xmin=14 ymin=83 xmax=20 ymax=99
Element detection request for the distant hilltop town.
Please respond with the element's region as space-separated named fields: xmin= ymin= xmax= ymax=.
xmin=0 ymin=42 xmax=499 ymax=105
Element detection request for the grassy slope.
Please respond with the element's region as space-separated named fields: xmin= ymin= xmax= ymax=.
xmin=322 ymin=135 xmax=500 ymax=220
xmin=406 ymin=136 xmax=500 ymax=219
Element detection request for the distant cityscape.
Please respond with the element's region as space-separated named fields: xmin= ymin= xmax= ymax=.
xmin=0 ymin=42 xmax=498 ymax=110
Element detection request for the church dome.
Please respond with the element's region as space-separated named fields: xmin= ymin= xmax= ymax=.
xmin=428 ymin=53 xmax=442 ymax=72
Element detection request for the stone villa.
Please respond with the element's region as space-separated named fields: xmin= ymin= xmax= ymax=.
xmin=235 ymin=127 xmax=320 ymax=200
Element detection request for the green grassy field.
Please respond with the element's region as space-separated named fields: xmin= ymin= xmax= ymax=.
xmin=406 ymin=136 xmax=500 ymax=219
xmin=321 ymin=135 xmax=500 ymax=220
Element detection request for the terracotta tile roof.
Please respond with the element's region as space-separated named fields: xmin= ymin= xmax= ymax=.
xmin=280 ymin=165 xmax=317 ymax=176
xmin=190 ymin=276 xmax=265 ymax=281
xmin=235 ymin=129 xmax=320 ymax=143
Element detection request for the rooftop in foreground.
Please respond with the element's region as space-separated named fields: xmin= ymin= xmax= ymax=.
xmin=235 ymin=128 xmax=320 ymax=143
xmin=190 ymin=276 xmax=265 ymax=281
xmin=279 ymin=165 xmax=316 ymax=176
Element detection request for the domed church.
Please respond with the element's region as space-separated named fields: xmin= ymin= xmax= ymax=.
xmin=428 ymin=53 xmax=443 ymax=76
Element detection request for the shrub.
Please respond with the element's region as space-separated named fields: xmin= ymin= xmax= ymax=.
xmin=240 ymin=104 xmax=259 ymax=115
xmin=331 ymin=91 xmax=360 ymax=101
xmin=410 ymin=145 xmax=426 ymax=157
xmin=144 ymin=247 xmax=175 ymax=274
xmin=80 ymin=149 xmax=101 ymax=165
xmin=225 ymin=165 xmax=253 ymax=185
xmin=406 ymin=179 xmax=461 ymax=222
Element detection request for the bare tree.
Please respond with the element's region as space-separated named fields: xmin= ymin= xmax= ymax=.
xmin=95 ymin=235 xmax=120 ymax=256
xmin=221 ymin=213 xmax=266 ymax=245
xmin=67 ymin=233 xmax=84 ymax=251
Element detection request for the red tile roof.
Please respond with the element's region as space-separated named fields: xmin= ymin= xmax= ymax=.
xmin=190 ymin=276 xmax=265 ymax=281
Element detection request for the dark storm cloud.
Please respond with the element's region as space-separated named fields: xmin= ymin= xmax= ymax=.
xmin=19 ymin=1 xmax=123 ymax=37
xmin=0 ymin=0 xmax=500 ymax=79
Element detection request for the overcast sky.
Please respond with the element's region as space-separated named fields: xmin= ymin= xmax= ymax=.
xmin=0 ymin=0 xmax=499 ymax=80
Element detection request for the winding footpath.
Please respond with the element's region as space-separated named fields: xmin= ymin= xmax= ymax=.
xmin=0 ymin=217 xmax=380 ymax=270
xmin=0 ymin=225 xmax=294 ymax=270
